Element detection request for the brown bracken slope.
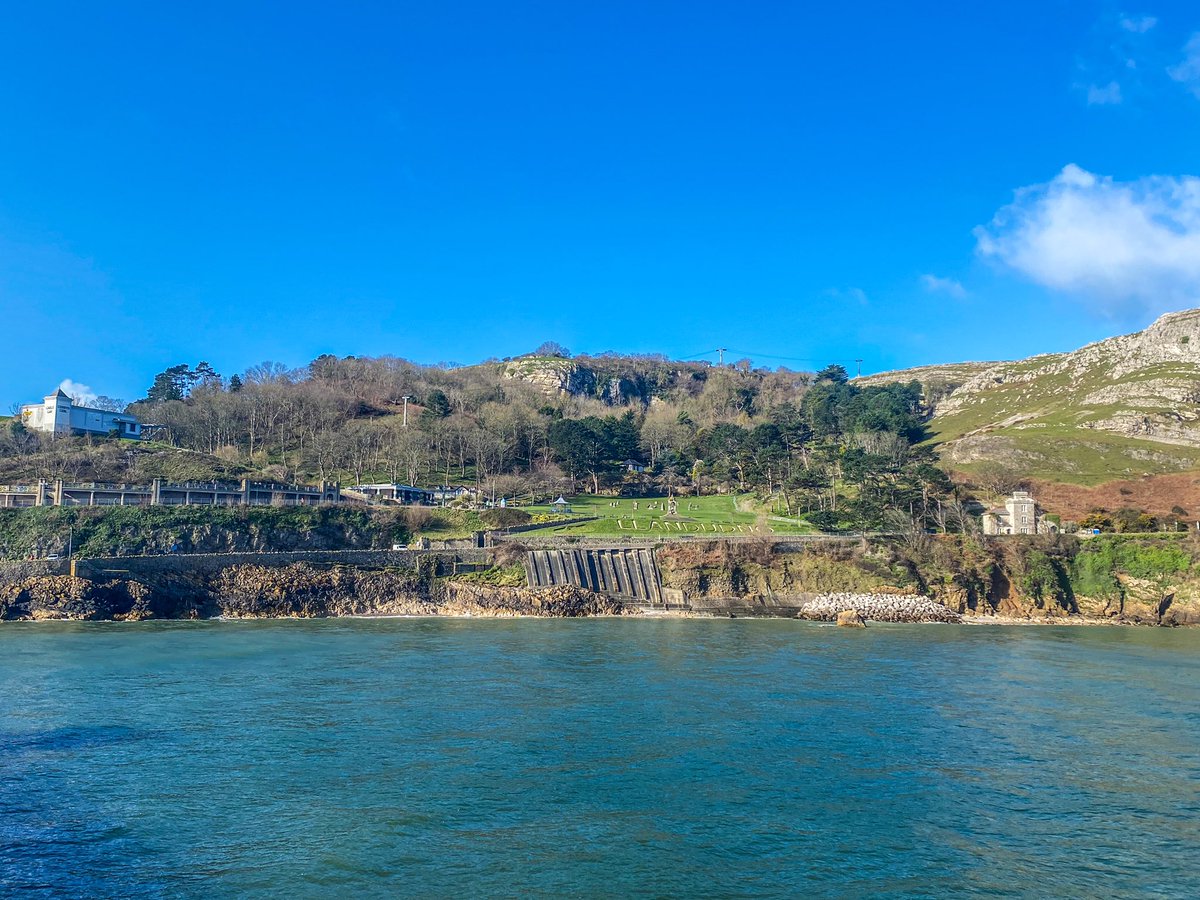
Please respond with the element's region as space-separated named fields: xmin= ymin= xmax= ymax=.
xmin=1030 ymin=473 xmax=1200 ymax=521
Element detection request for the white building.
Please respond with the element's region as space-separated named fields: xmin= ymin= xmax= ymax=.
xmin=20 ymin=389 xmax=142 ymax=439
xmin=982 ymin=490 xmax=1056 ymax=536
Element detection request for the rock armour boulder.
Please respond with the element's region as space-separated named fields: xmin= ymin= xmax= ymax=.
xmin=801 ymin=593 xmax=962 ymax=624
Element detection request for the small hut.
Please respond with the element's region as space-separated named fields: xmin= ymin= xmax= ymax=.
xmin=552 ymin=495 xmax=572 ymax=514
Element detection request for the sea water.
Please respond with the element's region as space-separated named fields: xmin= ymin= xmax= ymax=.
xmin=2 ymin=618 xmax=1198 ymax=898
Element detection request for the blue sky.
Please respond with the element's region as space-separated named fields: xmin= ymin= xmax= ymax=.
xmin=4 ymin=1 xmax=1200 ymax=407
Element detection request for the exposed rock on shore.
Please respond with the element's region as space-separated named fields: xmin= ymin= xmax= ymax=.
xmin=214 ymin=564 xmax=429 ymax=617
xmin=836 ymin=609 xmax=866 ymax=627
xmin=440 ymin=583 xmax=629 ymax=617
xmin=0 ymin=575 xmax=160 ymax=621
xmin=0 ymin=563 xmax=630 ymax=621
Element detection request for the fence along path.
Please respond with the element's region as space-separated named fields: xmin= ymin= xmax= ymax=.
xmin=525 ymin=548 xmax=663 ymax=605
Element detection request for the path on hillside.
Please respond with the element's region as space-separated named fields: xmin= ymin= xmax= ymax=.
xmin=732 ymin=494 xmax=812 ymax=529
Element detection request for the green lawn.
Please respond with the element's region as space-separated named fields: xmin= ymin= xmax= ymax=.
xmin=516 ymin=494 xmax=815 ymax=536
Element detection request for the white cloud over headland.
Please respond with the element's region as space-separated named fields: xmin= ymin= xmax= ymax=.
xmin=919 ymin=274 xmax=967 ymax=298
xmin=976 ymin=164 xmax=1200 ymax=312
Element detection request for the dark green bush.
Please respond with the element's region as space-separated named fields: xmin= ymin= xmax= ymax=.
xmin=480 ymin=508 xmax=532 ymax=529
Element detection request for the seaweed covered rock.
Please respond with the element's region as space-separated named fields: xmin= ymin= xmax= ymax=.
xmin=441 ymin=583 xmax=629 ymax=617
xmin=211 ymin=564 xmax=629 ymax=618
xmin=0 ymin=574 xmax=178 ymax=621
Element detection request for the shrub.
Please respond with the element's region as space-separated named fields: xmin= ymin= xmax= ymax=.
xmin=480 ymin=508 xmax=532 ymax=529
xmin=1021 ymin=550 xmax=1071 ymax=607
xmin=454 ymin=564 xmax=527 ymax=587
xmin=1069 ymin=545 xmax=1121 ymax=598
xmin=404 ymin=506 xmax=433 ymax=531
xmin=1069 ymin=537 xmax=1193 ymax=598
xmin=1078 ymin=511 xmax=1113 ymax=532
xmin=490 ymin=541 xmax=529 ymax=567
xmin=1113 ymin=541 xmax=1191 ymax=579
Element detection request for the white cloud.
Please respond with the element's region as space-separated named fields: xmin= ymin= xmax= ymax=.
xmin=1075 ymin=12 xmax=1160 ymax=107
xmin=823 ymin=287 xmax=869 ymax=306
xmin=1169 ymin=33 xmax=1200 ymax=96
xmin=1086 ymin=80 xmax=1123 ymax=104
xmin=58 ymin=379 xmax=97 ymax=406
xmin=920 ymin=274 xmax=967 ymax=298
xmin=976 ymin=164 xmax=1200 ymax=312
xmin=1119 ymin=15 xmax=1157 ymax=33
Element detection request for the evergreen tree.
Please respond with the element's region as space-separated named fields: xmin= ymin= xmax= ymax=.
xmin=422 ymin=389 xmax=452 ymax=419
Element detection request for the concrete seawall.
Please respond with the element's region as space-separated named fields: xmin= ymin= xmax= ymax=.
xmin=525 ymin=548 xmax=663 ymax=604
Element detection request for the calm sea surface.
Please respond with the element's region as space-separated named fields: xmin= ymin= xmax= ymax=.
xmin=2 ymin=619 xmax=1198 ymax=898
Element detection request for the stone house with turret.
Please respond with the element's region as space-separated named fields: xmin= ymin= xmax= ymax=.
xmin=982 ymin=490 xmax=1056 ymax=535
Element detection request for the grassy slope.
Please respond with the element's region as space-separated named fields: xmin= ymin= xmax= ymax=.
xmin=516 ymin=494 xmax=814 ymax=536
xmin=857 ymin=361 xmax=995 ymax=387
xmin=0 ymin=505 xmax=401 ymax=559
xmin=928 ymin=356 xmax=1200 ymax=485
xmin=411 ymin=508 xmax=486 ymax=540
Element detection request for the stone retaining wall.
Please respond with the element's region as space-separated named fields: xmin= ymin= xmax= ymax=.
xmin=0 ymin=559 xmax=68 ymax=583
xmin=509 ymin=534 xmax=859 ymax=551
xmin=488 ymin=517 xmax=598 ymax=540
xmin=73 ymin=548 xmax=492 ymax=581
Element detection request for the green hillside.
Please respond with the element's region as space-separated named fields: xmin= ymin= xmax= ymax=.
xmin=870 ymin=310 xmax=1200 ymax=485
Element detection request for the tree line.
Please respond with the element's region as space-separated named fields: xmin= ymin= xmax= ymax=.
xmin=2 ymin=353 xmax=964 ymax=532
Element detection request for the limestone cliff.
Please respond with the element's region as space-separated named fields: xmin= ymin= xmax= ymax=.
xmin=502 ymin=357 xmax=597 ymax=397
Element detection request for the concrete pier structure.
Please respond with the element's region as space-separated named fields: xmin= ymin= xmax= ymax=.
xmin=0 ymin=479 xmax=340 ymax=509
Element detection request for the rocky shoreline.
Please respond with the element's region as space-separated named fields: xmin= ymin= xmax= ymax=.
xmin=0 ymin=564 xmax=630 ymax=622
xmin=1 ymin=565 xmax=1192 ymax=625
